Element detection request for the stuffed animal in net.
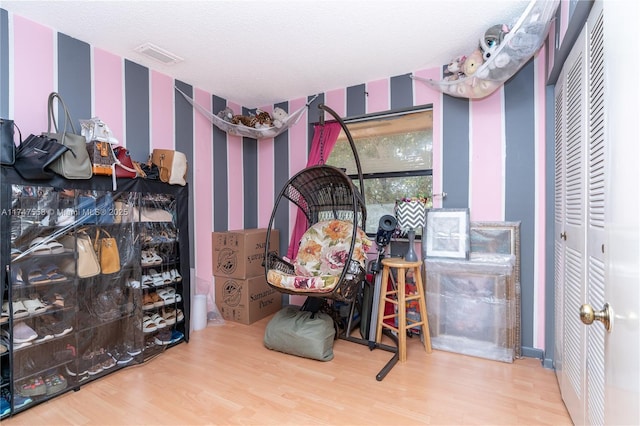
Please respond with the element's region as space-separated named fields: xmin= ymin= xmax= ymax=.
xmin=216 ymin=107 xmax=234 ymax=123
xmin=232 ymin=114 xmax=258 ymax=127
xmin=254 ymin=110 xmax=273 ymax=129
xmin=480 ymin=24 xmax=510 ymax=61
xmin=443 ymin=55 xmax=467 ymax=81
xmin=272 ymin=107 xmax=289 ymax=129
xmin=462 ymin=49 xmax=485 ymax=77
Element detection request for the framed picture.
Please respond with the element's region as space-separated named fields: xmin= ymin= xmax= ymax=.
xmin=469 ymin=221 xmax=521 ymax=281
xmin=424 ymin=208 xmax=470 ymax=259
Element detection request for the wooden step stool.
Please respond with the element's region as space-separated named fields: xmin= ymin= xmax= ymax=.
xmin=375 ymin=258 xmax=432 ymax=362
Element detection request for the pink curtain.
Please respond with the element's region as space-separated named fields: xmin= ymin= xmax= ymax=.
xmin=286 ymin=121 xmax=343 ymax=259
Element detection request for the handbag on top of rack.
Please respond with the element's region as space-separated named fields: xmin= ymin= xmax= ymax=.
xmin=151 ymin=149 xmax=187 ymax=186
xmin=44 ymin=92 xmax=93 ymax=179
xmin=1 ymin=118 xmax=19 ymax=166
xmin=13 ymin=133 xmax=69 ymax=180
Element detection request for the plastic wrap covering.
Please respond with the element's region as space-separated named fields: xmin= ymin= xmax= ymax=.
xmin=2 ymin=167 xmax=190 ymax=414
xmin=412 ymin=0 xmax=559 ymax=99
xmin=424 ymin=254 xmax=517 ymax=363
xmin=176 ymin=87 xmax=318 ymax=139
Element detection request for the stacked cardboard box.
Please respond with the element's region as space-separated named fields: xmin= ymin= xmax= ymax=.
xmin=212 ymin=229 xmax=281 ymax=324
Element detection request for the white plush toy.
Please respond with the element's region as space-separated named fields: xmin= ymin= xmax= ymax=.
xmin=272 ymin=107 xmax=289 ymax=129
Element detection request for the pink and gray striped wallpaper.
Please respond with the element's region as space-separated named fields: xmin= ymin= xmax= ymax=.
xmin=1 ymin=6 xmax=575 ymax=361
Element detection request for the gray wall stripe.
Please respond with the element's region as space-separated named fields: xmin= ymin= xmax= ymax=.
xmin=174 ymin=80 xmax=194 ymax=260
xmin=241 ymin=107 xmax=258 ymax=229
xmin=544 ymin=83 xmax=556 ymax=363
xmin=57 ymin=33 xmax=91 ymax=129
xmin=347 ymin=84 xmax=366 ymax=117
xmin=1 ymin=9 xmax=8 ymax=117
xmin=124 ymin=60 xmax=150 ymax=163
xmin=212 ymin=95 xmax=228 ymax=232
xmin=504 ymin=59 xmax=536 ymax=348
xmin=441 ymin=95 xmax=470 ymax=208
xmin=273 ymin=101 xmax=289 ymax=257
xmin=390 ymin=73 xmax=413 ymax=110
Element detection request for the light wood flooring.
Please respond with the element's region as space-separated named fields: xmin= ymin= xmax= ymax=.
xmin=4 ymin=316 xmax=572 ymax=425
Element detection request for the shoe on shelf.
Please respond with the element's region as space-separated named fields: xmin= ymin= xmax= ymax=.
xmin=154 ymin=328 xmax=172 ymax=346
xmin=1 ymin=388 xmax=32 ymax=413
xmin=170 ymin=268 xmax=182 ymax=282
xmin=44 ymin=373 xmax=68 ymax=395
xmin=161 ymin=308 xmax=176 ymax=326
xmin=109 ymin=347 xmax=134 ymax=365
xmin=9 ymin=322 xmax=38 ymax=343
xmin=124 ymin=339 xmax=143 ymax=357
xmin=149 ymin=313 xmax=167 ymax=329
xmin=141 ymin=249 xmax=162 ymax=267
xmin=170 ymin=330 xmax=184 ymax=344
xmin=141 ymin=316 xmax=158 ymax=334
xmin=17 ymin=376 xmax=47 ymax=397
xmin=0 ymin=394 xmax=10 ymax=417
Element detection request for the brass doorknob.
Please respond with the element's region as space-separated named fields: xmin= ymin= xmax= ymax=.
xmin=580 ymin=302 xmax=612 ymax=332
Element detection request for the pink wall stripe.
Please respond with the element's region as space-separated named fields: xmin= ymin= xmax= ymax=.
xmin=469 ymin=90 xmax=504 ymax=221
xmin=257 ymin=105 xmax=275 ymax=228
xmin=366 ymin=78 xmax=390 ymax=114
xmin=413 ymin=68 xmax=443 ymax=208
xmin=226 ymin=102 xmax=244 ymax=230
xmin=193 ymin=88 xmax=214 ymax=296
xmin=324 ymin=88 xmax=346 ymax=118
xmin=534 ymin=48 xmax=548 ymax=350
xmin=12 ymin=16 xmax=54 ymax=135
xmin=93 ymin=48 xmax=124 ymax=146
xmin=150 ymin=71 xmax=174 ymax=149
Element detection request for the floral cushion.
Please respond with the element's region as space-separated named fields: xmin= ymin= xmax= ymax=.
xmin=267 ymin=220 xmax=372 ymax=292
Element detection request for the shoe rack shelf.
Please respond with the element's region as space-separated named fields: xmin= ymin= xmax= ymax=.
xmin=0 ymin=168 xmax=191 ymax=419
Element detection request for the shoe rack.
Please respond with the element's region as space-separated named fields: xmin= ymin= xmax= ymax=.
xmin=0 ymin=168 xmax=190 ymax=418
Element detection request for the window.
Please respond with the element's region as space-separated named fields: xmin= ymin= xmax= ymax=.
xmin=326 ymin=108 xmax=433 ymax=236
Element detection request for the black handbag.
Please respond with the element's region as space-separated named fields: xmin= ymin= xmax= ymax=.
xmin=139 ymin=161 xmax=160 ymax=180
xmin=1 ymin=118 xmax=20 ymax=166
xmin=13 ymin=134 xmax=69 ymax=180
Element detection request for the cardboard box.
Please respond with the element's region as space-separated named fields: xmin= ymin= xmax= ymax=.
xmin=215 ymin=275 xmax=282 ymax=324
xmin=212 ymin=228 xmax=279 ymax=279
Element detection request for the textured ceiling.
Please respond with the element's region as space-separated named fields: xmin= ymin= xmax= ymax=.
xmin=2 ymin=0 xmax=531 ymax=108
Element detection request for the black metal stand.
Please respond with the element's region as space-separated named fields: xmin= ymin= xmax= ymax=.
xmin=335 ymin=251 xmax=400 ymax=381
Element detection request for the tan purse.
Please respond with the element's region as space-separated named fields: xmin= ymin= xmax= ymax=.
xmin=94 ymin=229 xmax=120 ymax=274
xmin=151 ymin=149 xmax=187 ymax=186
xmin=61 ymin=231 xmax=101 ymax=278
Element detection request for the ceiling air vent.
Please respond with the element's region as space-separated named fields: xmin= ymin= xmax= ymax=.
xmin=135 ymin=43 xmax=183 ymax=65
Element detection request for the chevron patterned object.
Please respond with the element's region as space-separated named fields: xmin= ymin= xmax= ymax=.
xmin=396 ymin=200 xmax=427 ymax=231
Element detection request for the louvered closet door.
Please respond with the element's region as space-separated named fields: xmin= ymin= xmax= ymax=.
xmin=555 ymin=20 xmax=588 ymax=425
xmin=553 ymin=61 xmax=566 ymax=395
xmin=554 ymin=2 xmax=607 ymax=425
xmin=584 ymin=6 xmax=606 ymax=424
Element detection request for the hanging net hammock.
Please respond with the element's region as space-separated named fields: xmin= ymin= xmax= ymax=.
xmin=412 ymin=0 xmax=559 ymax=99
xmin=175 ymin=87 xmax=318 ymax=139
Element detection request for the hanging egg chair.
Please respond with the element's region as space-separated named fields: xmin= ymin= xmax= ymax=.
xmin=263 ymin=104 xmax=370 ymax=303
